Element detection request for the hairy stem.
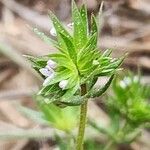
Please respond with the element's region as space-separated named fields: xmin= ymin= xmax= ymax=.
xmin=76 ymin=84 xmax=88 ymax=150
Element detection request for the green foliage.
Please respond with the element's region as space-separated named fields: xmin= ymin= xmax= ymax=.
xmin=90 ymin=73 xmax=150 ymax=148
xmin=108 ymin=72 xmax=150 ymax=127
xmin=20 ymin=96 xmax=79 ymax=133
xmin=25 ymin=0 xmax=125 ymax=106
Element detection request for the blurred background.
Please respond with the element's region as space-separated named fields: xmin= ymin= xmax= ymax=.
xmin=0 ymin=0 xmax=150 ymax=149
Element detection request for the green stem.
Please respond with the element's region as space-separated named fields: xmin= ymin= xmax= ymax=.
xmin=76 ymin=84 xmax=88 ymax=150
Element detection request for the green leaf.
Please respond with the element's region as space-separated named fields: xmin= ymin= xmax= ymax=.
xmin=38 ymin=84 xmax=60 ymax=96
xmin=72 ymin=0 xmax=87 ymax=49
xmin=100 ymin=49 xmax=113 ymax=58
xmin=97 ymin=1 xmax=104 ymax=34
xmin=38 ymin=102 xmax=59 ymax=124
xmin=65 ymin=75 xmax=79 ymax=89
xmin=47 ymin=53 xmax=77 ymax=72
xmin=88 ymin=75 xmax=114 ymax=98
xmin=87 ymin=76 xmax=98 ymax=90
xmin=80 ymin=4 xmax=88 ymax=36
xmin=59 ymin=32 xmax=77 ymax=62
xmin=91 ymin=14 xmax=98 ymax=36
xmin=36 ymin=99 xmax=78 ymax=131
xmin=61 ymin=84 xmax=79 ymax=101
xmin=33 ymin=28 xmax=57 ymax=47
xmin=18 ymin=106 xmax=49 ymax=125
xmin=23 ymin=55 xmax=48 ymax=73
xmin=77 ymin=33 xmax=98 ymax=63
xmin=49 ymin=11 xmax=72 ymax=39
xmin=48 ymin=11 xmax=72 ymax=53
xmin=60 ymin=95 xmax=86 ymax=106
xmin=43 ymin=69 xmax=72 ymax=86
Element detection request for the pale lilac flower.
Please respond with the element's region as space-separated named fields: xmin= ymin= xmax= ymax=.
xmin=50 ymin=27 xmax=57 ymax=36
xmin=39 ymin=68 xmax=53 ymax=77
xmin=47 ymin=59 xmax=57 ymax=69
xmin=59 ymin=80 xmax=68 ymax=90
xmin=39 ymin=60 xmax=58 ymax=86
xmin=43 ymin=73 xmax=55 ymax=86
xmin=67 ymin=22 xmax=74 ymax=28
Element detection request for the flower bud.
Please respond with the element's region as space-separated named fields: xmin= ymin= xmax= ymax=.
xmin=39 ymin=68 xmax=53 ymax=77
xmin=59 ymin=80 xmax=68 ymax=90
xmin=47 ymin=59 xmax=57 ymax=69
xmin=50 ymin=27 xmax=57 ymax=36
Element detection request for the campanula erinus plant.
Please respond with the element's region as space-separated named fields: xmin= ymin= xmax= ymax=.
xmin=25 ymin=1 xmax=126 ymax=149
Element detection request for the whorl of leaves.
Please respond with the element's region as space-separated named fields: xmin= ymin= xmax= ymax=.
xmin=25 ymin=0 xmax=125 ymax=106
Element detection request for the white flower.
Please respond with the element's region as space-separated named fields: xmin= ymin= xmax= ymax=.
xmin=47 ymin=59 xmax=57 ymax=69
xmin=120 ymin=77 xmax=133 ymax=89
xmin=59 ymin=80 xmax=68 ymax=90
xmin=67 ymin=22 xmax=74 ymax=28
xmin=92 ymin=60 xmax=99 ymax=65
xmin=50 ymin=27 xmax=57 ymax=36
xmin=119 ymin=81 xmax=126 ymax=89
xmin=43 ymin=73 xmax=55 ymax=86
xmin=39 ymin=68 xmax=53 ymax=77
xmin=133 ymin=76 xmax=138 ymax=83
xmin=123 ymin=77 xmax=131 ymax=85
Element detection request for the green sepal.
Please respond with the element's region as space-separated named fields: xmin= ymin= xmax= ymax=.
xmin=88 ymin=75 xmax=114 ymax=98
xmin=43 ymin=69 xmax=72 ymax=86
xmin=60 ymin=95 xmax=86 ymax=106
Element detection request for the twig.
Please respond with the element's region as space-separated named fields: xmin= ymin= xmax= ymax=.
xmin=0 ymin=41 xmax=42 ymax=81
xmin=0 ymin=122 xmax=64 ymax=140
xmin=0 ymin=69 xmax=16 ymax=86
xmin=0 ymin=87 xmax=38 ymax=100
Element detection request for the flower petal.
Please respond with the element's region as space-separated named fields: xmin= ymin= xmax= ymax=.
xmin=50 ymin=27 xmax=57 ymax=36
xmin=47 ymin=59 xmax=57 ymax=69
xmin=39 ymin=68 xmax=53 ymax=77
xmin=59 ymin=80 xmax=68 ymax=90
